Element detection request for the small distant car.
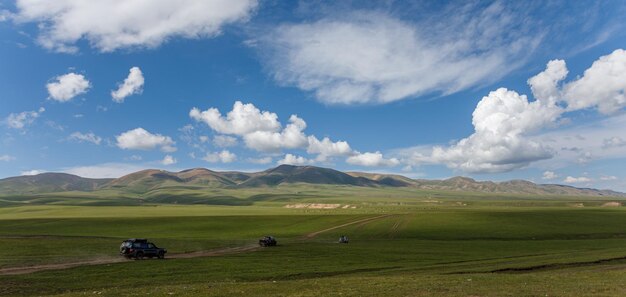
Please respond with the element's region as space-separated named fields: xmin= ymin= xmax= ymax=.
xmin=258 ymin=236 xmax=277 ymax=247
xmin=339 ymin=235 xmax=349 ymax=244
xmin=119 ymin=238 xmax=167 ymax=259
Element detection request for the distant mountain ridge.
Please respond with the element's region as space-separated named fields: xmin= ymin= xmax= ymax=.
xmin=0 ymin=165 xmax=623 ymax=197
xmin=0 ymin=173 xmax=112 ymax=195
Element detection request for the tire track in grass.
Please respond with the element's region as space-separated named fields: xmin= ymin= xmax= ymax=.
xmin=302 ymin=214 xmax=394 ymax=239
xmin=447 ymin=255 xmax=626 ymax=274
xmin=0 ymin=214 xmax=392 ymax=275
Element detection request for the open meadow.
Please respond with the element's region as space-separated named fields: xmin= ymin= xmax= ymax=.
xmin=1 ymin=187 xmax=626 ymax=296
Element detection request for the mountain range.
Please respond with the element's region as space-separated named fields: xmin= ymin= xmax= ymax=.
xmin=0 ymin=165 xmax=623 ymax=197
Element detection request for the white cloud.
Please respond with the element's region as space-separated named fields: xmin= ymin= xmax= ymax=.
xmin=542 ymin=171 xmax=558 ymax=180
xmin=190 ymin=101 xmax=281 ymax=136
xmin=247 ymin=156 xmax=272 ymax=164
xmin=116 ymin=128 xmax=176 ymax=152
xmin=527 ymin=59 xmax=568 ymax=102
xmin=161 ymin=155 xmax=177 ymax=165
xmin=198 ymin=136 xmax=209 ymax=143
xmin=21 ymin=169 xmax=46 ymax=176
xmin=562 ymin=49 xmax=626 ymax=114
xmin=212 ymin=135 xmax=237 ymax=147
xmin=243 ymin=115 xmax=308 ymax=152
xmin=111 ymin=67 xmax=144 ymax=103
xmin=307 ymin=136 xmax=353 ymax=161
xmin=261 ymin=5 xmax=540 ymax=105
xmin=602 ymin=137 xmax=626 ymax=149
xmin=600 ymin=175 xmax=618 ymax=181
xmin=564 ymin=176 xmax=592 ymax=183
xmin=5 ymin=107 xmax=45 ymax=129
xmin=13 ymin=0 xmax=258 ymax=53
xmin=347 ymin=151 xmax=399 ymax=167
xmin=402 ymin=49 xmax=626 ymax=173
xmin=46 ymin=73 xmax=90 ymax=102
xmin=192 ymin=101 xmax=355 ymax=158
xmin=69 ymin=131 xmax=102 ymax=145
xmin=0 ymin=155 xmax=15 ymax=161
xmin=277 ymin=154 xmax=312 ymax=165
xmin=533 ymin=114 xmax=626 ymax=168
xmin=202 ymin=150 xmax=236 ymax=163
xmin=427 ymin=88 xmax=558 ymax=173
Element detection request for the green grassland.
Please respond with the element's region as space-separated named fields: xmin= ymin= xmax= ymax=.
xmin=1 ymin=187 xmax=626 ymax=296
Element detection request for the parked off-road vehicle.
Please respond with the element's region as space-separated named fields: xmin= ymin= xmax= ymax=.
xmin=339 ymin=235 xmax=349 ymax=244
xmin=119 ymin=238 xmax=167 ymax=259
xmin=258 ymin=236 xmax=277 ymax=247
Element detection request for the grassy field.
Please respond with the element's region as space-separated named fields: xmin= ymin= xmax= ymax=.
xmin=1 ymin=189 xmax=626 ymax=296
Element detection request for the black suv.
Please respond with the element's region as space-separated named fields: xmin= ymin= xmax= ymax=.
xmin=258 ymin=236 xmax=277 ymax=247
xmin=119 ymin=239 xmax=167 ymax=259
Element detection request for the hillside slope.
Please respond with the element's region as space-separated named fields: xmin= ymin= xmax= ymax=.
xmin=0 ymin=173 xmax=112 ymax=195
xmin=0 ymin=165 xmax=623 ymax=197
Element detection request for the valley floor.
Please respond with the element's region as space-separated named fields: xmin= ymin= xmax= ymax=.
xmin=1 ymin=195 xmax=626 ymax=296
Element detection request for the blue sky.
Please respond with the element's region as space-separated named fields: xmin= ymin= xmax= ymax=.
xmin=1 ymin=0 xmax=626 ymax=191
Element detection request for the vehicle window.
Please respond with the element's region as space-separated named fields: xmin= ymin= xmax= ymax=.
xmin=147 ymin=244 xmax=155 ymax=248
xmin=132 ymin=243 xmax=141 ymax=248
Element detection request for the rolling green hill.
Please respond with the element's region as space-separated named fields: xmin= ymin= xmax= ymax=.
xmin=0 ymin=173 xmax=112 ymax=195
xmin=0 ymin=165 xmax=623 ymax=198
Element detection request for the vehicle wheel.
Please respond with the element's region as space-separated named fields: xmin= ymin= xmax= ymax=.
xmin=135 ymin=252 xmax=144 ymax=260
xmin=158 ymin=252 xmax=165 ymax=259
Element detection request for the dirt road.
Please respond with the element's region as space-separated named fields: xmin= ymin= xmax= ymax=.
xmin=0 ymin=214 xmax=392 ymax=275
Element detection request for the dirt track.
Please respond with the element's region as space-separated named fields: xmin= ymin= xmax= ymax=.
xmin=0 ymin=214 xmax=392 ymax=276
xmin=303 ymin=214 xmax=393 ymax=238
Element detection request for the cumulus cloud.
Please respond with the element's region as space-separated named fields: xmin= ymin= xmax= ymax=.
xmin=116 ymin=128 xmax=176 ymax=152
xmin=427 ymin=88 xmax=558 ymax=173
xmin=21 ymin=169 xmax=46 ymax=176
xmin=111 ymin=67 xmax=144 ymax=103
xmin=212 ymin=135 xmax=238 ymax=147
xmin=563 ymin=176 xmax=592 ymax=183
xmin=562 ymin=49 xmax=626 ymax=114
xmin=190 ymin=101 xmax=280 ymax=136
xmin=542 ymin=171 xmax=558 ymax=180
xmin=307 ymin=136 xmax=353 ymax=161
xmin=243 ymin=115 xmax=308 ymax=152
xmin=0 ymin=155 xmax=15 ymax=161
xmin=277 ymin=154 xmax=312 ymax=165
xmin=4 ymin=107 xmax=45 ymax=129
xmin=527 ymin=60 xmax=568 ymax=102
xmin=46 ymin=73 xmax=91 ymax=102
xmin=161 ymin=155 xmax=177 ymax=165
xmin=69 ymin=132 xmax=102 ymax=145
xmin=347 ymin=151 xmax=399 ymax=167
xmin=202 ymin=150 xmax=236 ymax=163
xmin=260 ymin=3 xmax=541 ymax=105
xmin=602 ymin=137 xmax=626 ymax=149
xmin=403 ymin=49 xmax=626 ymax=173
xmin=600 ymin=175 xmax=618 ymax=181
xmin=191 ymin=101 xmax=355 ymax=160
xmin=13 ymin=0 xmax=258 ymax=53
